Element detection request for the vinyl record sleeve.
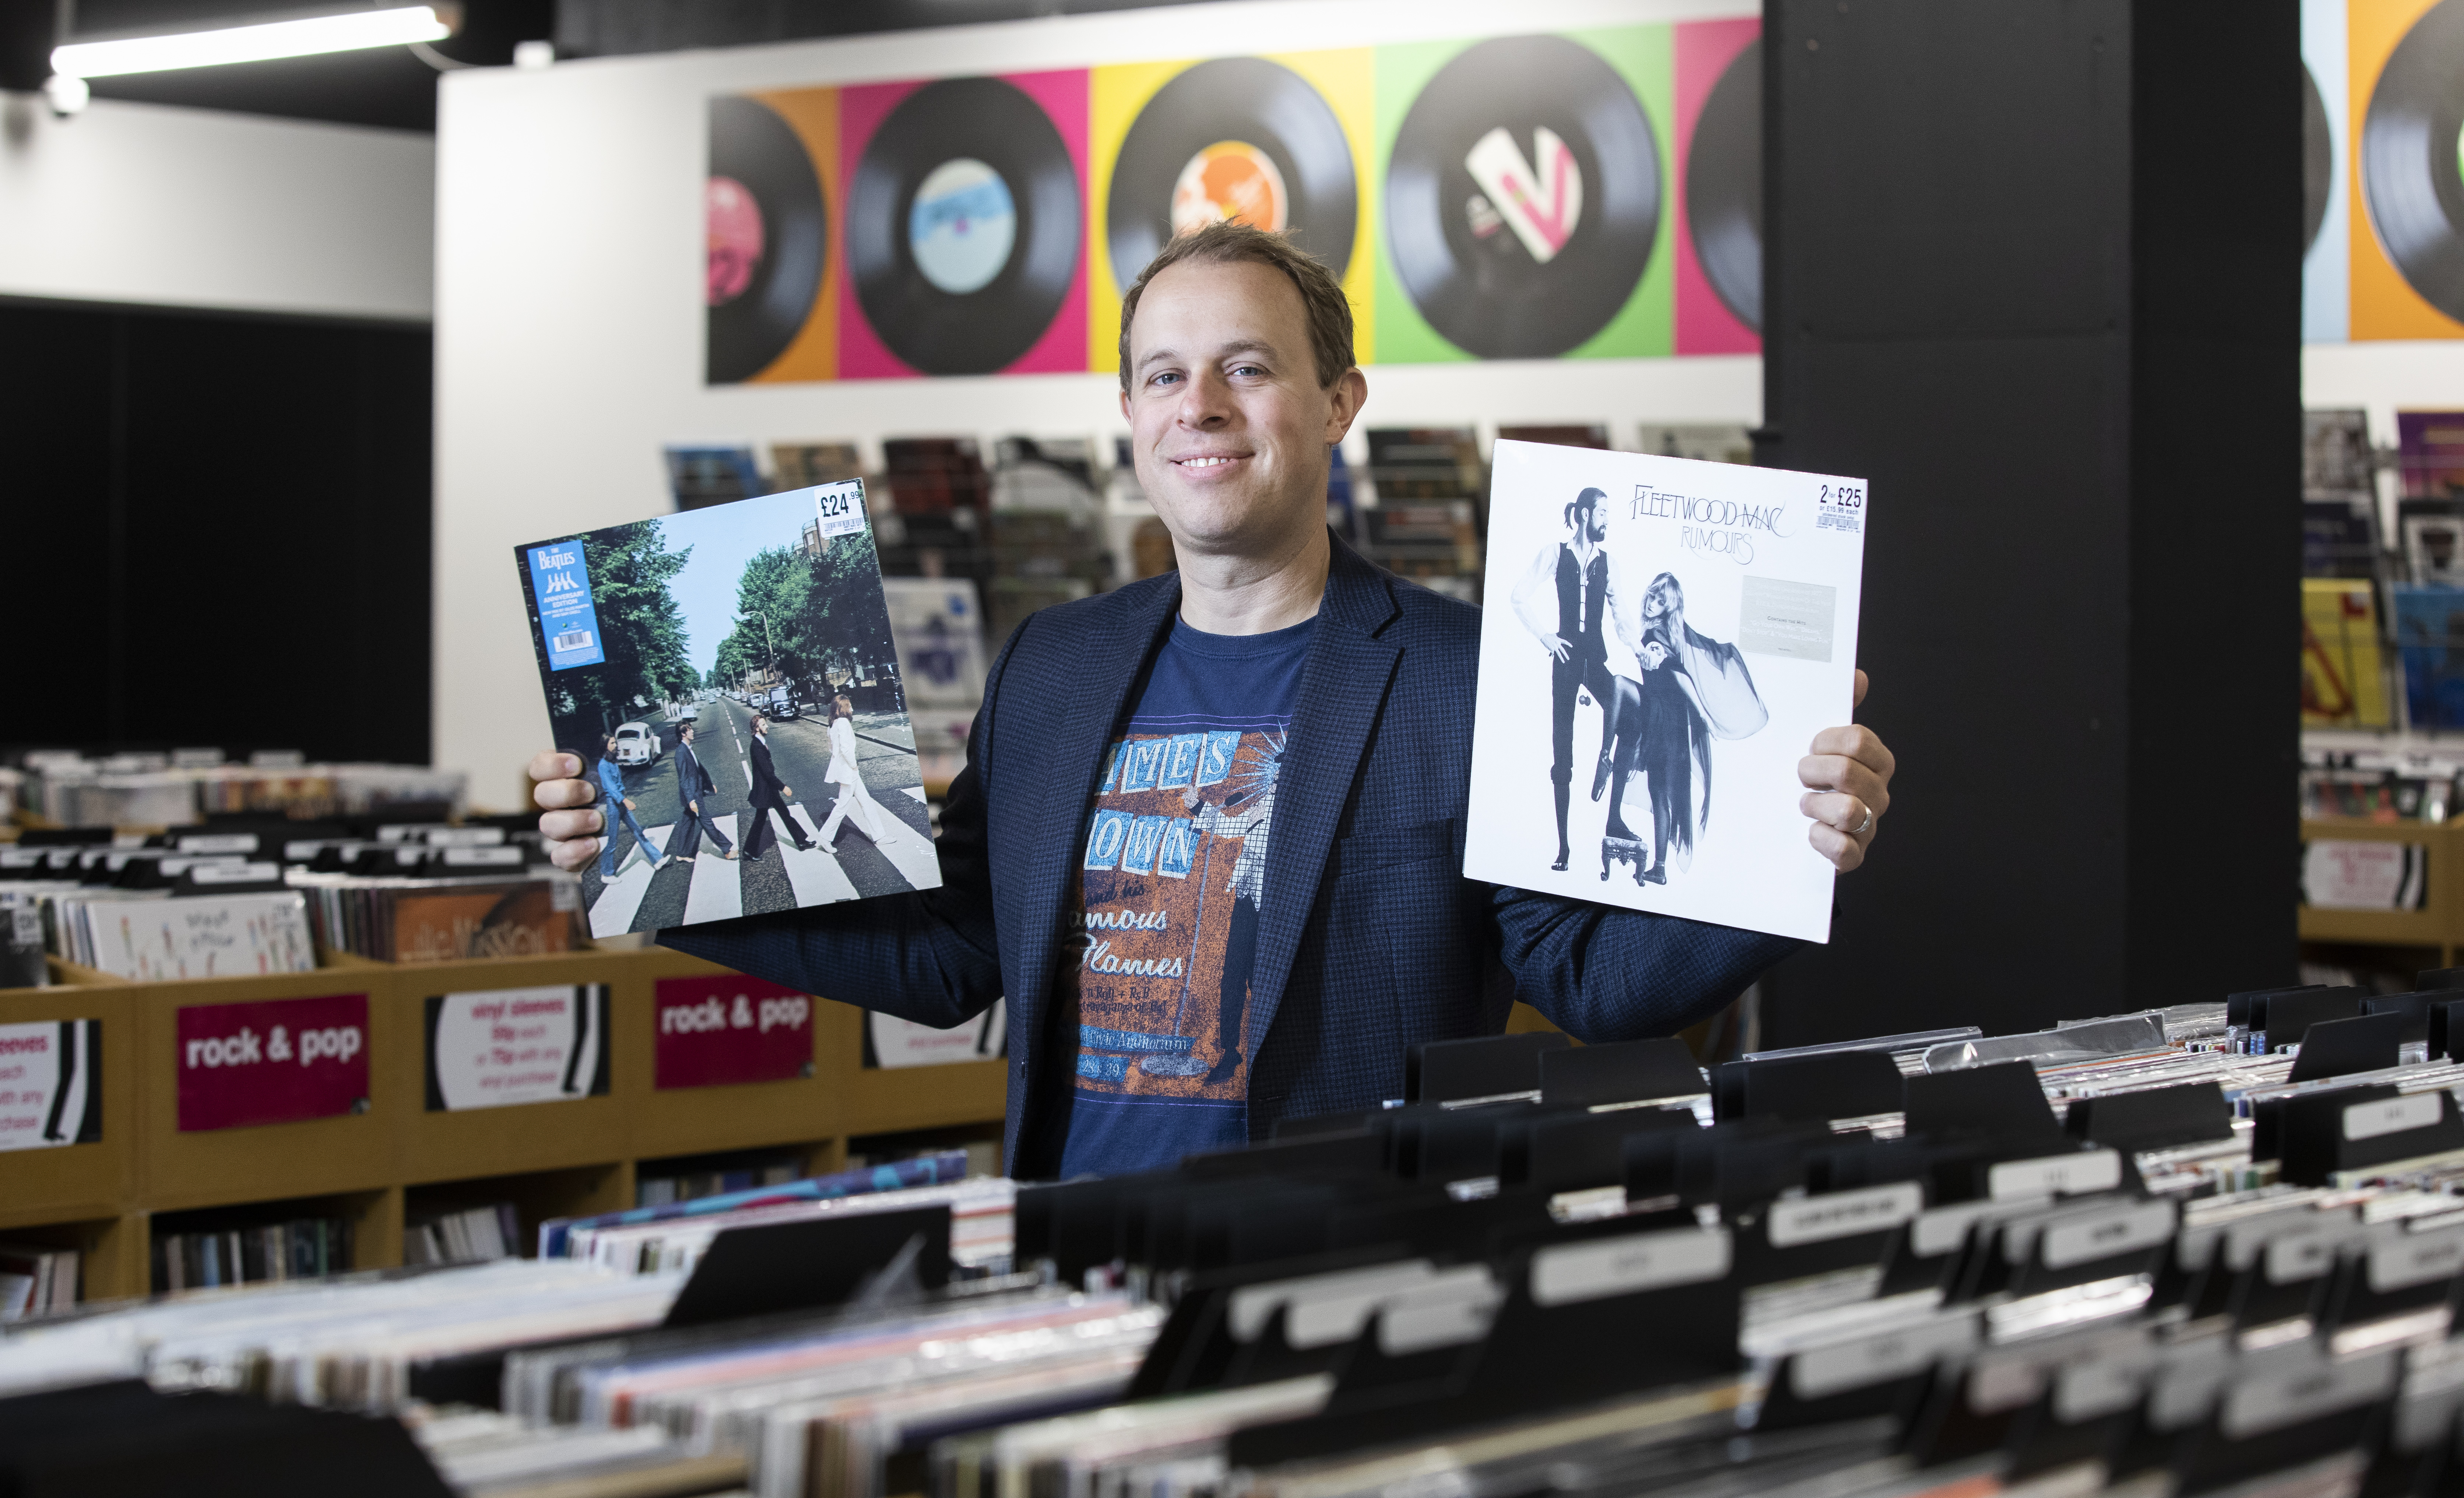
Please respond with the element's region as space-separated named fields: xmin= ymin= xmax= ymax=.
xmin=515 ymin=483 xmax=942 ymax=939
xmin=1465 ymin=443 xmax=1866 ymax=942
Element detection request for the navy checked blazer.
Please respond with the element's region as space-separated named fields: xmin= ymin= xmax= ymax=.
xmin=662 ymin=535 xmax=1801 ymax=1173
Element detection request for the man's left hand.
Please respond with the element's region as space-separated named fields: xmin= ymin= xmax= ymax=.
xmin=1799 ymin=669 xmax=1893 ymax=874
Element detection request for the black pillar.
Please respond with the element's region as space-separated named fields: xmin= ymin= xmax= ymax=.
xmin=1757 ymin=0 xmax=2302 ymax=1044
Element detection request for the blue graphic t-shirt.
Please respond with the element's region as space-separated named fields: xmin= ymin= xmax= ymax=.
xmin=1052 ymin=614 xmax=1313 ymax=1178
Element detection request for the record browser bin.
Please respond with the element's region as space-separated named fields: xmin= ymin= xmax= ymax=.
xmin=2299 ymin=816 xmax=2464 ymax=967
xmin=0 ymin=944 xmax=1005 ymax=1302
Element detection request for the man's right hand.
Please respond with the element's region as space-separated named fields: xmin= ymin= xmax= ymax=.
xmin=530 ymin=752 xmax=605 ymax=874
xmin=1541 ymin=634 xmax=1571 ymax=662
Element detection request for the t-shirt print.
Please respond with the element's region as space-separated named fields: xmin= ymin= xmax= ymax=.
xmin=1072 ymin=719 xmax=1285 ymax=1094
xmin=1051 ymin=614 xmax=1311 ymax=1178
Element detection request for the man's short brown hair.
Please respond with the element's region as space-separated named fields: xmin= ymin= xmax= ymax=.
xmin=1117 ymin=221 xmax=1355 ymax=394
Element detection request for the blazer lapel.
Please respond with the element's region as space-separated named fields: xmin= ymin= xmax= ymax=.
xmin=1006 ymin=577 xmax=1182 ymax=1042
xmin=1240 ymin=540 xmax=1402 ymax=1068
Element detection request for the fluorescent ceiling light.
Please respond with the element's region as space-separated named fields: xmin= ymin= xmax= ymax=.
xmin=52 ymin=6 xmax=453 ymax=79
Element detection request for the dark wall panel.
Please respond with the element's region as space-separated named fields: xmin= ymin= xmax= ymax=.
xmin=1758 ymin=0 xmax=2300 ymax=1044
xmin=0 ymin=302 xmax=432 ymax=766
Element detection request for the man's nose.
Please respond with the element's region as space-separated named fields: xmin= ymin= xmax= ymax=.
xmin=1175 ymin=371 xmax=1233 ymax=426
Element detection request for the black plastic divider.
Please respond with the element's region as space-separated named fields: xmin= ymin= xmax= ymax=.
xmin=2285 ymin=1011 xmax=2402 ymax=1082
xmin=2362 ymin=991 xmax=2447 ymax=1043
xmin=1902 ymin=1062 xmax=2061 ymax=1139
xmin=2228 ymin=984 xmax=2322 ymax=1032
xmin=1230 ymin=1226 xmax=1741 ymax=1470
xmin=2260 ymin=987 xmax=2369 ymax=1050
xmin=1126 ymin=1246 xmax=1426 ymax=1398
xmin=1710 ymin=1050 xmax=1901 ymax=1124
xmin=2264 ymin=1085 xmax=2464 ymax=1184
xmin=1500 ymin=1106 xmax=1695 ymax=1192
xmin=2063 ymin=1081 xmax=2232 ymax=1151
xmin=1407 ymin=1032 xmax=1571 ymax=1103
xmin=0 ymin=1380 xmax=451 ymax=1496
xmin=1538 ymin=1038 xmax=1705 ymax=1106
xmin=2434 ymin=999 xmax=2464 ymax=1062
xmin=1180 ymin=1129 xmax=1382 ymax=1181
xmin=662 ymin=1203 xmax=950 ymax=1327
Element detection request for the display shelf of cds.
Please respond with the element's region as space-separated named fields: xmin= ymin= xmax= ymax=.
xmin=0 ymin=942 xmax=1008 ymax=1305
xmin=2298 ymin=816 xmax=2464 ymax=961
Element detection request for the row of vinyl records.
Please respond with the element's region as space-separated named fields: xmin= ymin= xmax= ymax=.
xmin=156 ymin=1215 xmax=354 ymax=1296
xmin=0 ymin=820 xmax=573 ymax=981
xmin=30 ymin=982 xmax=2464 ymax=1495
xmin=0 ymin=1244 xmax=77 ymax=1323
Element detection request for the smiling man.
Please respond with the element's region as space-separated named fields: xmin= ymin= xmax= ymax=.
xmin=529 ymin=221 xmax=1897 ymax=1177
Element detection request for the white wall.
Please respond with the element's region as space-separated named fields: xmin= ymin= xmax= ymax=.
xmin=2302 ymin=342 xmax=2464 ymax=442
xmin=2303 ymin=341 xmax=2464 ymax=541
xmin=430 ymin=0 xmax=1762 ymax=804
xmin=0 ymin=94 xmax=433 ymax=321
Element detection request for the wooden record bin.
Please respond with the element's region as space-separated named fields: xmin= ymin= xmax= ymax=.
xmin=0 ymin=946 xmax=1006 ymax=1302
xmin=2298 ymin=818 xmax=2464 ymax=968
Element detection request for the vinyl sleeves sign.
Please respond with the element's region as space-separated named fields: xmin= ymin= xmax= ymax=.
xmin=176 ymin=993 xmax=368 ymax=1132
xmin=0 ymin=1020 xmax=102 ymax=1152
xmin=653 ymin=975 xmax=815 ymax=1089
xmin=863 ymin=1000 xmax=1006 ymax=1069
xmin=424 ymin=985 xmax=611 ymax=1111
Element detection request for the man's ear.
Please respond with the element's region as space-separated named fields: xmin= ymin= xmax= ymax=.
xmin=1324 ymin=367 xmax=1368 ymax=444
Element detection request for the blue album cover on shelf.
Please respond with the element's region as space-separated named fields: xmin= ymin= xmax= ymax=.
xmin=2393 ymin=585 xmax=2464 ymax=729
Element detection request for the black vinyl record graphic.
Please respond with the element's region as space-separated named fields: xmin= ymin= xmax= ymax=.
xmin=2303 ymin=61 xmax=2332 ymax=255
xmin=706 ymin=96 xmax=827 ymax=384
xmin=2363 ymin=0 xmax=2464 ymax=321
xmin=847 ymin=76 xmax=1082 ymax=376
xmin=1385 ymin=35 xmax=1660 ymax=359
xmin=1107 ymin=57 xmax=1357 ymax=284
xmin=1685 ymin=38 xmax=1760 ymax=332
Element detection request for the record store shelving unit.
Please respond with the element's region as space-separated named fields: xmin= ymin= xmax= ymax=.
xmin=0 ymin=945 xmax=1006 ymax=1302
xmin=2298 ymin=817 xmax=2464 ymax=968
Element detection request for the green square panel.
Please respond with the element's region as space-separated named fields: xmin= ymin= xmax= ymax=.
xmin=1371 ymin=26 xmax=1673 ymax=365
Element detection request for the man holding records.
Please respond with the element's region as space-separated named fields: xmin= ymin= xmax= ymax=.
xmin=530 ymin=221 xmax=1898 ymax=1176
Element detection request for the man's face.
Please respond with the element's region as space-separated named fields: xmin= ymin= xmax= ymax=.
xmin=1585 ymin=503 xmax=1608 ymax=546
xmin=678 ymin=726 xmax=692 ymax=745
xmin=1119 ymin=257 xmax=1366 ymax=561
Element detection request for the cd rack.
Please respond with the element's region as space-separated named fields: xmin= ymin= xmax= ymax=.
xmin=0 ymin=944 xmax=1005 ymax=1301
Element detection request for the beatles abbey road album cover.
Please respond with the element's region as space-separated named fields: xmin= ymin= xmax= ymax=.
xmin=1465 ymin=442 xmax=1867 ymax=942
xmin=515 ymin=481 xmax=942 ymax=939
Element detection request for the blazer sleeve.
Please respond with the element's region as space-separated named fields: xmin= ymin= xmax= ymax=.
xmin=1487 ymin=883 xmax=1802 ymax=1043
xmin=657 ymin=628 xmax=1022 ymax=1030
